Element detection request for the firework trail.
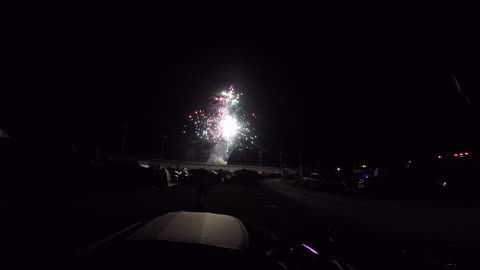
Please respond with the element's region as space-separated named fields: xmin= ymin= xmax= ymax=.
xmin=187 ymin=86 xmax=256 ymax=164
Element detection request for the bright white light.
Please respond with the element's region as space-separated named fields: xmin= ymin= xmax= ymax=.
xmin=361 ymin=165 xmax=367 ymax=168
xmin=336 ymin=167 xmax=341 ymax=171
xmin=220 ymin=115 xmax=239 ymax=139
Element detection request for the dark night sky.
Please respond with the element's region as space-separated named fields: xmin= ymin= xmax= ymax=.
xmin=2 ymin=7 xmax=479 ymax=165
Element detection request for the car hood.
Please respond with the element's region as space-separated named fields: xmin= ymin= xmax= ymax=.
xmin=127 ymin=211 xmax=249 ymax=250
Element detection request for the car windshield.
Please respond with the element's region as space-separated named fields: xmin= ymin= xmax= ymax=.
xmin=1 ymin=7 xmax=478 ymax=269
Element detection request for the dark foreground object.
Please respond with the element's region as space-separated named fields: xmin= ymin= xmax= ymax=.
xmin=66 ymin=212 xmax=456 ymax=270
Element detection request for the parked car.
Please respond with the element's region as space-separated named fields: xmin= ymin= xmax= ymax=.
xmin=303 ymin=176 xmax=327 ymax=189
xmin=188 ymin=168 xmax=219 ymax=185
xmin=215 ymin=169 xmax=233 ymax=183
xmin=304 ymin=171 xmax=346 ymax=192
xmin=229 ymin=169 xmax=259 ymax=184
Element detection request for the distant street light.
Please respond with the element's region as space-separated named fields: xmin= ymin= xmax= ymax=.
xmin=336 ymin=167 xmax=341 ymax=171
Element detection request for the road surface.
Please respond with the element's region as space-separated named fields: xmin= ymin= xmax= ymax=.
xmin=1 ymin=178 xmax=478 ymax=267
xmin=261 ymin=179 xmax=480 ymax=264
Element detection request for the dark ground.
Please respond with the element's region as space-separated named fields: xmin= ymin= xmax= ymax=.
xmin=0 ymin=179 xmax=478 ymax=267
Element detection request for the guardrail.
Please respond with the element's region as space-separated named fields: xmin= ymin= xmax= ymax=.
xmin=104 ymin=154 xmax=282 ymax=174
xmin=150 ymin=160 xmax=282 ymax=174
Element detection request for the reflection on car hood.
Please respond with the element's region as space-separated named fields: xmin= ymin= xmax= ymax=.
xmin=127 ymin=211 xmax=249 ymax=250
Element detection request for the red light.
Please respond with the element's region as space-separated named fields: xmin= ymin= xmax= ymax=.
xmin=465 ymin=152 xmax=469 ymax=155
xmin=460 ymin=153 xmax=464 ymax=156
xmin=437 ymin=155 xmax=442 ymax=159
xmin=454 ymin=154 xmax=458 ymax=157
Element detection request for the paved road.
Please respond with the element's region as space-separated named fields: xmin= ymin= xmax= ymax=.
xmin=261 ymin=179 xmax=480 ymax=264
xmin=1 ymin=179 xmax=478 ymax=267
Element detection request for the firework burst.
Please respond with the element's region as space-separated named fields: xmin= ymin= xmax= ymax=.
xmin=187 ymin=86 xmax=255 ymax=164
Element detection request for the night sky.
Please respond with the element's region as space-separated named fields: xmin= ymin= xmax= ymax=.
xmin=2 ymin=8 xmax=478 ymax=165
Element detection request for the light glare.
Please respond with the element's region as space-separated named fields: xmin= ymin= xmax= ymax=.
xmin=220 ymin=115 xmax=239 ymax=139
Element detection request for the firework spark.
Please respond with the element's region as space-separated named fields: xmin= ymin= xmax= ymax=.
xmin=187 ymin=86 xmax=254 ymax=164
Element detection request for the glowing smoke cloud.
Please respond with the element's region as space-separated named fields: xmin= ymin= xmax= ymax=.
xmin=187 ymin=86 xmax=255 ymax=164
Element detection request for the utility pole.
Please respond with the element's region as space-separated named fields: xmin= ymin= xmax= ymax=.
xmin=258 ymin=151 xmax=263 ymax=168
xmin=121 ymin=124 xmax=130 ymax=153
xmin=238 ymin=148 xmax=243 ymax=165
xmin=160 ymin=135 xmax=168 ymax=158
xmin=298 ymin=152 xmax=303 ymax=178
